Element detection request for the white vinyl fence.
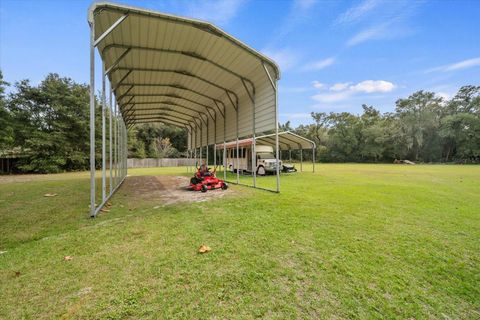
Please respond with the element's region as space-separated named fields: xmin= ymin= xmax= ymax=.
xmin=127 ymin=158 xmax=195 ymax=168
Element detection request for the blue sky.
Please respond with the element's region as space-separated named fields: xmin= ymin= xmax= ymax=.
xmin=1 ymin=0 xmax=479 ymax=126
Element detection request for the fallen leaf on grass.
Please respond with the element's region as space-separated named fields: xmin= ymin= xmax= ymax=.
xmin=44 ymin=193 xmax=58 ymax=197
xmin=106 ymin=202 xmax=112 ymax=207
xmin=100 ymin=208 xmax=110 ymax=213
xmin=14 ymin=271 xmax=21 ymax=277
xmin=198 ymin=245 xmax=212 ymax=254
xmin=64 ymin=256 xmax=73 ymax=261
xmin=0 ymin=250 xmax=7 ymax=255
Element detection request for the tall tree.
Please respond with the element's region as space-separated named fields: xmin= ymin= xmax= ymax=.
xmin=440 ymin=86 xmax=480 ymax=161
xmin=395 ymin=91 xmax=442 ymax=161
xmin=326 ymin=112 xmax=362 ymax=161
xmin=359 ymin=105 xmax=387 ymax=162
xmin=0 ymin=71 xmax=14 ymax=152
xmin=130 ymin=122 xmax=187 ymax=158
xmin=7 ymin=74 xmax=92 ymax=172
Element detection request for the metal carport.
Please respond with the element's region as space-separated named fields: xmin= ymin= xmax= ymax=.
xmin=88 ymin=2 xmax=281 ymax=217
xmin=216 ymin=131 xmax=316 ymax=174
xmin=256 ymin=131 xmax=316 ymax=172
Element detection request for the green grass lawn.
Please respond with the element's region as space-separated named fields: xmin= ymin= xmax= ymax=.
xmin=1 ymin=164 xmax=479 ymax=319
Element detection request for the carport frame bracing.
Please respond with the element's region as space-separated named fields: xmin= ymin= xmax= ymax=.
xmin=88 ymin=2 xmax=281 ymax=217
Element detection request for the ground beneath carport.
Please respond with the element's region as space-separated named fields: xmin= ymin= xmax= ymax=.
xmin=120 ymin=175 xmax=234 ymax=205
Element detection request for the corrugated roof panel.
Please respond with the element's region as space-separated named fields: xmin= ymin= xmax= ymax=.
xmin=90 ymin=2 xmax=279 ymax=146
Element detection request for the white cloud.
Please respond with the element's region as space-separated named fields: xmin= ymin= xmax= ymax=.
xmin=301 ymin=57 xmax=336 ymax=71
xmin=266 ymin=0 xmax=319 ymax=47
xmin=312 ymin=81 xmax=325 ymax=89
xmin=329 ymin=82 xmax=351 ymax=91
xmin=261 ymin=48 xmax=300 ymax=71
xmin=436 ymin=92 xmax=451 ymax=100
xmin=346 ymin=24 xmax=386 ymax=46
xmin=346 ymin=19 xmax=415 ymax=47
xmin=311 ymin=80 xmax=396 ymax=103
xmin=336 ymin=0 xmax=381 ymax=25
xmin=184 ymin=0 xmax=246 ymax=26
xmin=294 ymin=0 xmax=318 ymax=11
xmin=312 ymin=91 xmax=353 ymax=103
xmin=350 ymin=80 xmax=395 ymax=93
xmin=425 ymin=57 xmax=480 ymax=73
xmin=445 ymin=57 xmax=480 ymax=71
xmin=343 ymin=1 xmax=422 ymax=47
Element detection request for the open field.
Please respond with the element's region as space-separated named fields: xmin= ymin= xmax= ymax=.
xmin=0 ymin=164 xmax=479 ymax=319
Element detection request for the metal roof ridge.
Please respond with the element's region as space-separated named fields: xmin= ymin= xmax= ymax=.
xmin=88 ymin=1 xmax=280 ymax=79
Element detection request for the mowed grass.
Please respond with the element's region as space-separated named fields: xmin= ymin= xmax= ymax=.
xmin=0 ymin=164 xmax=479 ymax=319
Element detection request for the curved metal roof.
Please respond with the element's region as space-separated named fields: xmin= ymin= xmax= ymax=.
xmin=256 ymin=131 xmax=316 ymax=150
xmin=88 ymin=2 xmax=280 ymax=146
xmin=216 ymin=131 xmax=316 ymax=150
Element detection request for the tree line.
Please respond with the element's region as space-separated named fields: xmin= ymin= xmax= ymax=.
xmin=1 ymin=71 xmax=479 ymax=173
xmin=0 ymin=72 xmax=183 ymax=173
xmin=128 ymin=124 xmax=186 ymax=159
xmin=286 ymin=86 xmax=480 ymax=163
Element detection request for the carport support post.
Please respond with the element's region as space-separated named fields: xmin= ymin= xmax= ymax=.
xmin=119 ymin=122 xmax=121 ymax=177
xmin=89 ymin=22 xmax=96 ymax=218
xmin=114 ymin=101 xmax=118 ymax=187
xmin=236 ymin=101 xmax=239 ymax=184
xmin=200 ymin=123 xmax=202 ymax=165
xmin=194 ymin=126 xmax=197 ymax=167
xmin=189 ymin=125 xmax=195 ymax=171
xmin=274 ymin=85 xmax=280 ymax=192
xmin=262 ymin=62 xmax=280 ymax=193
xmin=118 ymin=119 xmax=121 ymax=180
xmin=118 ymin=121 xmax=121 ymax=177
xmin=252 ymin=95 xmax=256 ymax=187
xmin=118 ymin=108 xmax=121 ymax=178
xmin=187 ymin=129 xmax=190 ymax=173
xmin=213 ymin=113 xmax=217 ymax=168
xmin=206 ymin=118 xmax=209 ymax=167
xmin=223 ymin=106 xmax=226 ymax=181
xmin=122 ymin=122 xmax=126 ymax=177
xmin=190 ymin=129 xmax=193 ymax=172
xmin=109 ymin=88 xmax=113 ymax=195
xmin=300 ymin=149 xmax=303 ymax=172
xmin=193 ymin=126 xmax=196 ymax=167
xmin=312 ymin=147 xmax=315 ymax=173
xmin=101 ymin=62 xmax=106 ymax=202
xmin=121 ymin=122 xmax=124 ymax=177
xmin=124 ymin=122 xmax=127 ymax=176
xmin=124 ymin=122 xmax=127 ymax=177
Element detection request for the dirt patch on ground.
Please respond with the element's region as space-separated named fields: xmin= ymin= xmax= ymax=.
xmin=120 ymin=175 xmax=234 ymax=205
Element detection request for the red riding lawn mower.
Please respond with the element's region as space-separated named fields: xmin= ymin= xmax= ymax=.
xmin=189 ymin=164 xmax=228 ymax=192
